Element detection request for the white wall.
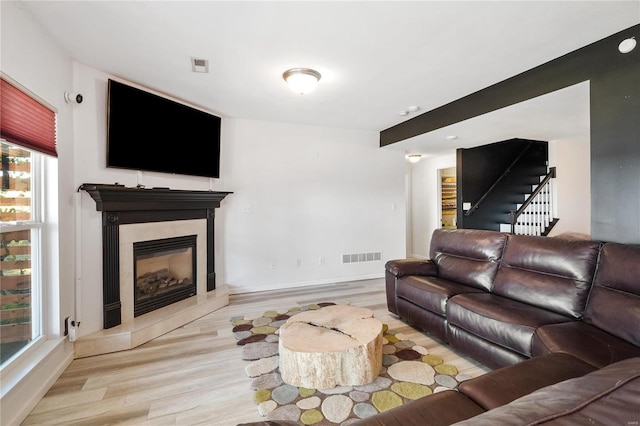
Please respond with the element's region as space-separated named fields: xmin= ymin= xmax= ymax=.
xmin=1 ymin=2 xmax=75 ymax=424
xmin=548 ymin=139 xmax=591 ymax=237
xmin=71 ymin=64 xmax=407 ymax=335
xmin=408 ymin=152 xmax=456 ymax=258
xmin=223 ymin=119 xmax=407 ymax=292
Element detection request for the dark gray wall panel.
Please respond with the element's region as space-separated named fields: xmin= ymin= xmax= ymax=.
xmin=590 ymin=61 xmax=640 ymax=243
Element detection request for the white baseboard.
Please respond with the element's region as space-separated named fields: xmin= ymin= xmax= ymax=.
xmin=1 ymin=338 xmax=74 ymax=426
xmin=407 ymin=253 xmax=428 ymax=260
xmin=227 ymin=273 xmax=384 ymax=295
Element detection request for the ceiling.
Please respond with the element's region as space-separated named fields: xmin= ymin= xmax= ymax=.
xmin=20 ymin=1 xmax=640 ymax=156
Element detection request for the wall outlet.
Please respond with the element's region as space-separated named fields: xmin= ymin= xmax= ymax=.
xmin=65 ymin=316 xmax=77 ymax=342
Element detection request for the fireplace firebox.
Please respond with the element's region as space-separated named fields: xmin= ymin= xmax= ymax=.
xmin=134 ymin=235 xmax=197 ymax=317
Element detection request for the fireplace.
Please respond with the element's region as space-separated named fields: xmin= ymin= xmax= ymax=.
xmin=81 ymin=184 xmax=232 ymax=329
xmin=76 ymin=184 xmax=232 ymax=358
xmin=134 ymin=235 xmax=197 ymax=317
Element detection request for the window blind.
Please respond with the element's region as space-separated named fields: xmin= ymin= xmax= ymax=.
xmin=0 ymin=77 xmax=57 ymax=157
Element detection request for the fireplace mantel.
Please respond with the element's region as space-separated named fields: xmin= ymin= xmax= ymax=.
xmin=80 ymin=183 xmax=232 ymax=212
xmin=81 ymin=184 xmax=232 ymax=329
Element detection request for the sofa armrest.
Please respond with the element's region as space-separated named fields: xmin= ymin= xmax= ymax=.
xmin=385 ymin=258 xmax=437 ymax=278
xmin=385 ymin=259 xmax=438 ymax=315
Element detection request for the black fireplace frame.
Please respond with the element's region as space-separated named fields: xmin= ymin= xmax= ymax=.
xmin=80 ymin=184 xmax=232 ymax=329
xmin=134 ymin=234 xmax=197 ymax=317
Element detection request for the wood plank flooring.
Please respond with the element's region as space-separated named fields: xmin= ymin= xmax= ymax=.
xmin=21 ymin=279 xmax=490 ymax=426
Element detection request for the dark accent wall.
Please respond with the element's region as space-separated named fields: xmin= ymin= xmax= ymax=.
xmin=380 ymin=24 xmax=640 ymax=243
xmin=590 ymin=60 xmax=640 ymax=243
xmin=457 ymin=139 xmax=548 ymax=231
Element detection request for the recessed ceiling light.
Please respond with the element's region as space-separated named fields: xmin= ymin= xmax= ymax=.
xmin=398 ymin=111 xmax=409 ymax=116
xmin=407 ymin=105 xmax=420 ymax=113
xmin=619 ymin=37 xmax=637 ymax=54
xmin=446 ymin=135 xmax=458 ymax=141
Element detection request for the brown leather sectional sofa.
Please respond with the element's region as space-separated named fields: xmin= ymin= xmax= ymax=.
xmin=240 ymin=229 xmax=640 ymax=425
xmin=370 ymin=228 xmax=640 ymax=425
xmin=386 ymin=228 xmax=640 ymax=369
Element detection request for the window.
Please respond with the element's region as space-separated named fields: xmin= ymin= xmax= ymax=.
xmin=0 ymin=141 xmax=42 ymax=364
xmin=0 ymin=76 xmax=56 ymax=367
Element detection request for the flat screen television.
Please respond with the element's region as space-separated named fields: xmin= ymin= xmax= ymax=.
xmin=107 ymin=79 xmax=221 ymax=178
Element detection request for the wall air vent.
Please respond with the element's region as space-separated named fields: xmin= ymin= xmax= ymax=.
xmin=191 ymin=58 xmax=209 ymax=73
xmin=342 ymin=252 xmax=382 ymax=264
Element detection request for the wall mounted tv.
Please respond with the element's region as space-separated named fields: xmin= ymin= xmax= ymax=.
xmin=107 ymin=79 xmax=221 ymax=178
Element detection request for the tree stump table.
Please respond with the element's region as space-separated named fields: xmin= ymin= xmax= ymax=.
xmin=278 ymin=304 xmax=383 ymax=389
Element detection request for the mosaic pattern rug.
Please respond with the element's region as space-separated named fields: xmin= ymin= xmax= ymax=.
xmin=231 ymin=303 xmax=472 ymax=425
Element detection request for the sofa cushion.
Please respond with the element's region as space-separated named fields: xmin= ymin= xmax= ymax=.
xmin=584 ymin=242 xmax=640 ymax=347
xmin=396 ymin=275 xmax=484 ymax=316
xmin=458 ymin=352 xmax=596 ymax=410
xmin=396 ymin=298 xmax=449 ymax=342
xmin=447 ymin=293 xmax=570 ymax=358
xmin=429 ymin=228 xmax=508 ymax=291
xmin=351 ymin=389 xmax=485 ymax=426
xmin=532 ymin=321 xmax=640 ymax=368
xmin=453 ymin=357 xmax=640 ymax=425
xmin=492 ymin=234 xmax=600 ymax=319
xmin=447 ymin=324 xmax=529 ymax=369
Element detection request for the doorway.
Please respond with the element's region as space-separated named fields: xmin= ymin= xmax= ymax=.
xmin=439 ymin=167 xmax=457 ymax=229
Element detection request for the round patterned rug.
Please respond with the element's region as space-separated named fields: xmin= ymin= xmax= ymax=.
xmin=231 ymin=303 xmax=471 ymax=425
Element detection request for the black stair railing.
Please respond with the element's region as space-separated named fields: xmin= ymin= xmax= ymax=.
xmin=510 ymin=167 xmax=557 ymax=235
xmin=465 ymin=141 xmax=533 ymax=217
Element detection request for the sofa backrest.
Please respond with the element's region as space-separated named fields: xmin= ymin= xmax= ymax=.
xmin=584 ymin=242 xmax=640 ymax=346
xmin=492 ymin=234 xmax=601 ymax=319
xmin=429 ymin=229 xmax=508 ymax=291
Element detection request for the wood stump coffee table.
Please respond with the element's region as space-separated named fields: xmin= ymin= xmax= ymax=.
xmin=278 ymin=304 xmax=383 ymax=389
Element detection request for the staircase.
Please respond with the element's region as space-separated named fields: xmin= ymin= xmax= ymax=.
xmin=461 ymin=139 xmax=559 ymax=236
xmin=499 ymin=167 xmax=559 ymax=236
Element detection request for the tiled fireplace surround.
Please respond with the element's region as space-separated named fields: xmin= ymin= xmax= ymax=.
xmin=76 ymin=184 xmax=232 ymax=358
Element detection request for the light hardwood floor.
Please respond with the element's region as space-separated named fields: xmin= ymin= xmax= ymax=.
xmin=21 ymin=279 xmax=490 ymax=426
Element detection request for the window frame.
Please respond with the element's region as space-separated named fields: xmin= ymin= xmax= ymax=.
xmin=0 ymin=74 xmax=57 ymax=371
xmin=0 ymin=140 xmax=46 ymax=367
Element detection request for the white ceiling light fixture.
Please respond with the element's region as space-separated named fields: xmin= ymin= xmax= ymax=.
xmin=282 ymin=68 xmax=321 ymax=95
xmin=406 ymin=153 xmax=422 ymax=163
xmin=398 ymin=105 xmax=420 ymax=116
xmin=618 ymin=37 xmax=637 ymax=54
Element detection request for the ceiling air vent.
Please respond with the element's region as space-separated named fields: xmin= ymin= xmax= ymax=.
xmin=191 ymin=58 xmax=209 ymax=73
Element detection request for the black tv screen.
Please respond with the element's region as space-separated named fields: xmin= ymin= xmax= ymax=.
xmin=107 ymin=79 xmax=221 ymax=178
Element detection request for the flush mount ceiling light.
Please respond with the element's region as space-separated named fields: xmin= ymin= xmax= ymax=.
xmin=398 ymin=105 xmax=421 ymax=116
xmin=406 ymin=153 xmax=422 ymax=163
xmin=619 ymin=37 xmax=637 ymax=54
xmin=282 ymin=68 xmax=321 ymax=95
